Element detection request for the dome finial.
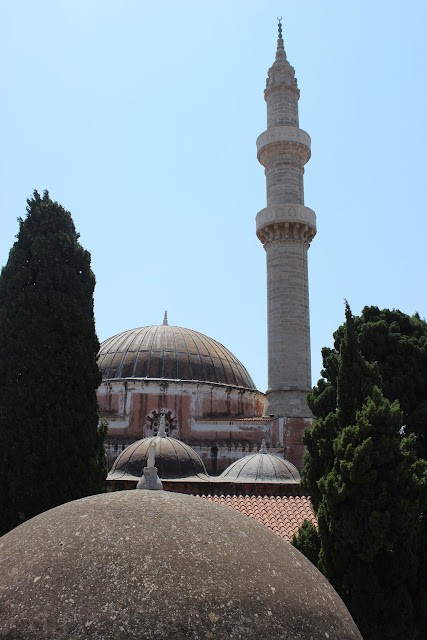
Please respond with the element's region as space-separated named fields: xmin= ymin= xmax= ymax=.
xmin=147 ymin=440 xmax=156 ymax=468
xmin=157 ymin=414 xmax=167 ymax=438
xmin=163 ymin=310 xmax=168 ymax=326
xmin=260 ymin=439 xmax=267 ymax=454
xmin=136 ymin=441 xmax=163 ymax=490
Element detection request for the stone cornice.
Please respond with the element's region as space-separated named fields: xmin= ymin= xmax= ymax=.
xmin=256 ymin=204 xmax=316 ymax=233
xmin=257 ymin=127 xmax=311 ymax=167
xmin=257 ymin=126 xmax=311 ymax=154
xmin=257 ymin=219 xmax=316 ymax=249
xmin=265 ymin=84 xmax=300 ymax=100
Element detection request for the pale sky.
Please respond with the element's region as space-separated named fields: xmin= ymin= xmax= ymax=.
xmin=1 ymin=0 xmax=426 ymax=393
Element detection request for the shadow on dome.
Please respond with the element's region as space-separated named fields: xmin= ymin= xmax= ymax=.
xmin=107 ymin=416 xmax=209 ymax=481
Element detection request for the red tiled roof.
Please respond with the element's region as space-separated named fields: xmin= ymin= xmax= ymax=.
xmin=195 ymin=494 xmax=316 ymax=542
xmin=194 ymin=416 xmax=272 ymax=422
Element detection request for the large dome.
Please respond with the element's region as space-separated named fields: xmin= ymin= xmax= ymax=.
xmin=0 ymin=491 xmax=363 ymax=639
xmin=98 ymin=324 xmax=256 ymax=389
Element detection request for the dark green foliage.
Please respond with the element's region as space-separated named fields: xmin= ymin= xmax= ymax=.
xmin=293 ymin=303 xmax=427 ymax=639
xmin=0 ymin=191 xmax=106 ymax=535
xmin=291 ymin=519 xmax=320 ymax=567
xmin=317 ymin=389 xmax=426 ymax=639
xmin=308 ymin=305 xmax=427 ymax=459
xmin=302 ymin=303 xmax=380 ymax=509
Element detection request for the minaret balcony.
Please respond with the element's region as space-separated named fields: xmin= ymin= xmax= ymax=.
xmin=257 ymin=126 xmax=311 ymax=167
xmin=256 ymin=204 xmax=316 ymax=248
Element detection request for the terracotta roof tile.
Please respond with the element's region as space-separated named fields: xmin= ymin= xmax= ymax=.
xmin=196 ymin=493 xmax=316 ymax=542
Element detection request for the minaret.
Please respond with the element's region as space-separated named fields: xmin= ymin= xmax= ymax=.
xmin=256 ymin=20 xmax=316 ymax=418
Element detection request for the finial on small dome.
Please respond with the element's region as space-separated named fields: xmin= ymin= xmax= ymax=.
xmin=260 ymin=439 xmax=268 ymax=454
xmin=147 ymin=440 xmax=156 ymax=468
xmin=163 ymin=310 xmax=168 ymax=326
xmin=136 ymin=441 xmax=163 ymax=491
xmin=136 ymin=442 xmax=163 ymax=491
xmin=157 ymin=414 xmax=167 ymax=438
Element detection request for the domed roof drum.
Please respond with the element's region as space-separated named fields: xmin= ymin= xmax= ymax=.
xmin=108 ymin=434 xmax=208 ymax=480
xmin=220 ymin=443 xmax=301 ymax=483
xmin=98 ymin=325 xmax=256 ymax=389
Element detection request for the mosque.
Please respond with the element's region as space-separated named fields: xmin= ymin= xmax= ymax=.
xmin=98 ymin=22 xmax=318 ymax=545
xmin=98 ymin=19 xmax=316 ymax=477
xmin=0 ymin=23 xmax=365 ymax=640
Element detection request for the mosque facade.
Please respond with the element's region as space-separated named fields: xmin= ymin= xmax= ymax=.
xmin=98 ymin=23 xmax=315 ymax=475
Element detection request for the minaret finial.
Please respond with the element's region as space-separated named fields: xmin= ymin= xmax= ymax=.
xmin=277 ymin=17 xmax=283 ymax=41
xmin=276 ymin=17 xmax=285 ymax=58
xmin=163 ymin=310 xmax=168 ymax=326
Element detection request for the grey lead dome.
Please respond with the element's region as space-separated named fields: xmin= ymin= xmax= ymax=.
xmin=0 ymin=491 xmax=363 ymax=639
xmin=98 ymin=324 xmax=256 ymax=389
xmin=221 ymin=448 xmax=301 ymax=483
xmin=108 ymin=434 xmax=208 ymax=480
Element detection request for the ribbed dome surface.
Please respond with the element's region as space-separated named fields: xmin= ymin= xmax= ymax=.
xmin=98 ymin=325 xmax=256 ymax=389
xmin=108 ymin=435 xmax=208 ymax=480
xmin=220 ymin=451 xmax=301 ymax=483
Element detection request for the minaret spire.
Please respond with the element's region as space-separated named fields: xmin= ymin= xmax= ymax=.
xmin=275 ymin=17 xmax=286 ymax=59
xmin=256 ymin=23 xmax=316 ymax=419
xmin=277 ymin=17 xmax=283 ymax=44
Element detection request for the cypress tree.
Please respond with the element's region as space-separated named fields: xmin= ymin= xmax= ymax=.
xmin=308 ymin=305 xmax=427 ymax=459
xmin=0 ymin=190 xmax=106 ymax=535
xmin=291 ymin=519 xmax=320 ymax=567
xmin=293 ymin=303 xmax=427 ymax=639
xmin=317 ymin=390 xmax=426 ymax=640
xmin=301 ymin=302 xmax=379 ymax=509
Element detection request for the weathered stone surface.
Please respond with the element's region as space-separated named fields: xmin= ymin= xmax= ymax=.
xmin=0 ymin=491 xmax=362 ymax=639
xmin=136 ymin=466 xmax=163 ymax=490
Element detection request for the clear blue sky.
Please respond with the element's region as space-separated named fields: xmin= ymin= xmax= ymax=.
xmin=1 ymin=0 xmax=426 ymax=393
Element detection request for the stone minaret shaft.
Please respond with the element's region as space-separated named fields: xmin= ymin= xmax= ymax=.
xmin=256 ymin=23 xmax=316 ymax=418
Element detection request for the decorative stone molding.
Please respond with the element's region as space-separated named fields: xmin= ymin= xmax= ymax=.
xmin=257 ymin=126 xmax=311 ymax=167
xmin=256 ymin=204 xmax=316 ymax=231
xmin=257 ymin=221 xmax=315 ymax=248
xmin=265 ymin=83 xmax=300 ymax=99
xmin=145 ymin=408 xmax=178 ymax=435
xmin=256 ymin=205 xmax=316 ymax=248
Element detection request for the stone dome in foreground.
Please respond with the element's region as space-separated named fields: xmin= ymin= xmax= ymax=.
xmin=0 ymin=491 xmax=362 ymax=640
xmin=221 ymin=442 xmax=301 ymax=483
xmin=108 ymin=433 xmax=208 ymax=480
xmin=98 ymin=323 xmax=256 ymax=389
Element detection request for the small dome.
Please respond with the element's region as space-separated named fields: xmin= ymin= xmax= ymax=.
xmin=220 ymin=443 xmax=300 ymax=483
xmin=108 ymin=434 xmax=207 ymax=480
xmin=0 ymin=491 xmax=363 ymax=639
xmin=98 ymin=324 xmax=256 ymax=389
